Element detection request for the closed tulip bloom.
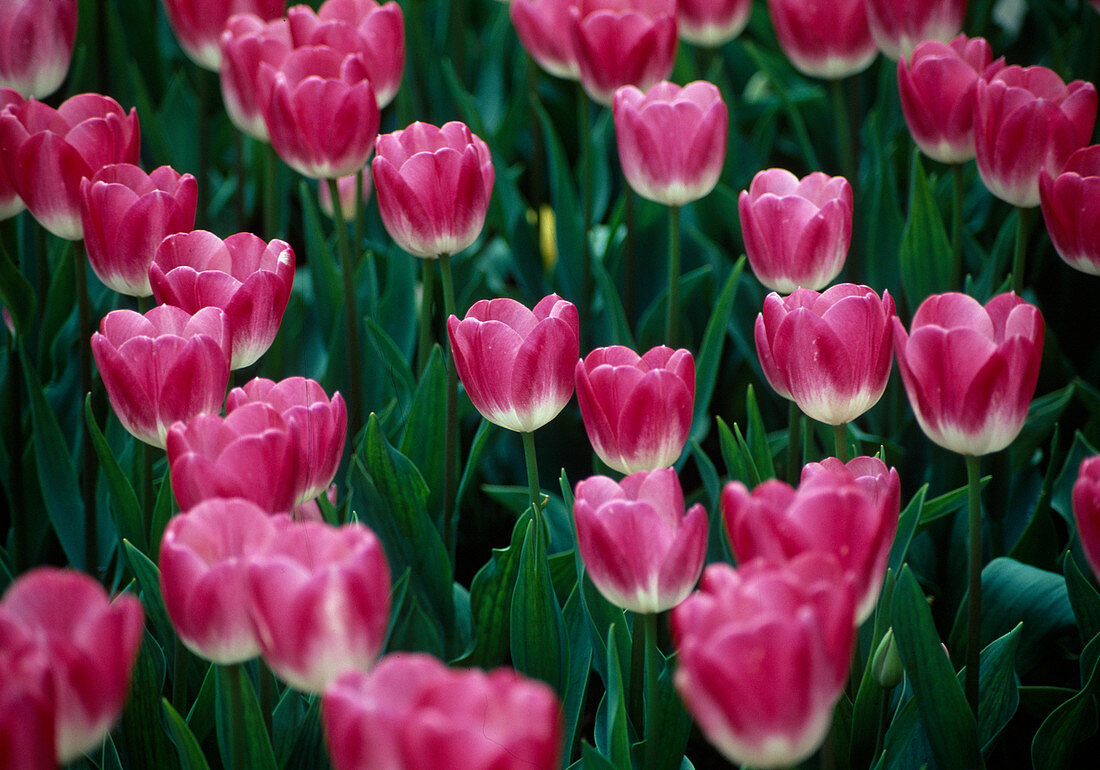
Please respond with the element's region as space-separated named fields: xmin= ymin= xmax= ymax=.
xmin=1073 ymin=456 xmax=1100 ymax=580
xmin=80 ymin=164 xmax=198 ymax=298
xmin=319 ymin=166 xmax=372 ymax=222
xmin=575 ymin=345 xmax=695 ymax=474
xmin=249 ymin=521 xmax=390 ymax=693
xmin=227 ymin=376 xmax=347 ymax=504
xmin=161 ymin=0 xmax=285 ymax=71
xmin=287 ymin=0 xmax=405 ymax=108
xmin=865 ymin=0 xmax=966 ymax=62
xmin=0 ymin=641 xmax=55 ymax=770
xmin=150 ymin=230 xmax=296 ymax=369
xmin=569 ymin=0 xmax=678 ymax=106
xmin=510 ymin=0 xmax=581 ymax=81
xmin=91 ymin=305 xmax=231 ymax=448
xmin=974 ymin=65 xmax=1097 ymax=208
xmin=372 ymin=121 xmax=494 ymax=258
xmin=767 ymin=0 xmax=877 ymax=80
xmin=219 ymin=14 xmax=293 ymax=141
xmin=739 ymin=169 xmax=853 ymax=293
xmin=574 ymin=468 xmax=707 ymax=613
xmin=0 ymin=0 xmax=77 ymax=98
xmin=324 ymin=653 xmax=563 ymax=770
xmin=671 ymin=556 xmax=855 ymax=769
xmin=898 ymin=35 xmax=1004 ymax=164
xmin=447 ymin=294 xmax=579 ymax=433
xmin=1039 ymin=144 xmax=1100 ymax=276
xmin=677 ymin=0 xmax=752 ymax=48
xmin=159 ymin=499 xmax=285 ymax=664
xmin=0 ymin=568 xmax=143 ymax=764
xmin=755 ymin=284 xmax=895 ymax=424
xmin=892 ymin=292 xmax=1044 ymax=456
xmin=0 ymin=93 xmax=140 ymax=240
xmin=0 ymin=88 xmax=25 ymax=220
xmin=613 ymin=80 xmax=728 ymax=207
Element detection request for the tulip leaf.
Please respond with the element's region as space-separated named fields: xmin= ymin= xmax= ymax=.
xmin=362 ymin=318 xmax=416 ymax=428
xmin=745 ymin=384 xmax=776 ymax=481
xmin=1031 ymin=631 xmax=1100 ymax=769
xmin=122 ymin=539 xmax=174 ymax=649
xmin=562 ymin=583 xmax=594 ymax=760
xmin=399 ymin=346 xmax=447 ymax=530
xmin=148 ymin=468 xmax=175 ymax=561
xmin=215 ymin=663 xmax=278 ymax=770
xmin=889 ymin=486 xmax=925 ymax=574
xmin=1050 ymin=431 xmax=1100 ymax=531
xmin=388 ymin=589 xmax=445 ymax=658
xmin=118 ymin=629 xmax=174 ymax=770
xmin=594 ymin=624 xmax=632 ymax=770
xmin=1064 ymin=551 xmax=1100 ymax=644
xmin=299 ymin=179 xmax=342 ymax=348
xmin=162 ymin=698 xmax=212 ymax=770
xmin=511 ymin=517 xmax=567 ymax=695
xmin=850 ymin=570 xmax=897 ymax=768
xmin=652 ymin=652 xmax=693 ymax=770
xmin=579 ymin=570 xmax=630 ymax=687
xmin=899 ymin=149 xmax=954 ymax=312
xmin=589 ymin=235 xmax=636 ymax=349
xmin=918 ymin=476 xmax=991 ymax=531
xmin=0 ymin=234 xmax=35 ymax=337
xmin=581 ymin=742 xmax=619 ymax=770
xmin=85 ymin=393 xmax=147 ymax=555
xmin=37 ymin=239 xmax=76 ymax=381
xmin=532 ymin=100 xmax=583 ymax=302
xmin=690 ymin=257 xmax=744 ymax=443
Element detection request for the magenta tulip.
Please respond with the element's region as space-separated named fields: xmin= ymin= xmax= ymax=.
xmin=91 ymin=305 xmax=230 ymax=448
xmin=677 ymin=0 xmax=752 ymax=48
xmin=1073 ymin=456 xmax=1100 ymax=580
xmin=767 ymin=0 xmax=877 ymax=80
xmin=739 ymin=169 xmax=853 ymax=293
xmin=0 ymin=0 xmax=77 ymax=98
xmin=150 ymin=230 xmax=296 ymax=369
xmin=575 ymin=345 xmax=695 ymax=474
xmin=323 ymin=653 xmax=563 ymax=770
xmin=161 ymin=0 xmax=285 ymax=71
xmin=974 ymin=65 xmax=1097 ymax=208
xmin=864 ymin=0 xmax=966 ymax=61
xmin=892 ymin=292 xmax=1044 ymax=456
xmin=612 ymin=80 xmax=728 ymax=207
xmin=372 ymin=121 xmax=494 ymax=258
xmin=219 ymin=13 xmax=293 ymax=141
xmin=510 ymin=0 xmax=582 ymax=81
xmin=319 ymin=166 xmax=372 ymax=222
xmin=1039 ymin=144 xmax=1100 ymax=276
xmin=0 ymin=87 xmax=25 ymax=220
xmin=0 ymin=641 xmax=55 ymax=770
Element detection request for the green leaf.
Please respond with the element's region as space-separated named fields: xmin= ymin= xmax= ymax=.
xmin=299 ymin=179 xmax=341 ymax=345
xmin=148 ymin=467 xmax=175 ymax=559
xmin=399 ymin=347 xmax=447 ymax=530
xmin=532 ymin=100 xmax=583 ymax=302
xmin=581 ymin=742 xmax=619 ymax=770
xmin=899 ymin=149 xmax=954 ymax=312
xmin=1031 ymin=632 xmax=1100 ymax=769
xmin=362 ymin=317 xmax=416 ymax=423
xmin=917 ymin=476 xmax=990 ymax=531
xmin=456 ymin=417 xmax=492 ymax=512
xmin=970 ymin=623 xmax=1022 ymax=751
xmin=1064 ymin=551 xmax=1100 ymax=644
xmin=510 ymin=518 xmax=567 ymax=694
xmin=85 ymin=394 xmax=147 ymax=555
xmin=0 ymin=234 xmax=36 ymax=336
xmin=215 ymin=663 xmax=278 ymax=770
xmin=889 ymin=487 xmax=925 ymax=574
xmin=716 ymin=416 xmax=751 ymax=485
xmin=744 ymin=384 xmax=776 ymax=481
xmin=118 ymin=630 xmax=174 ymax=770
xmin=690 ymin=257 xmax=743 ymax=442
xmin=162 ymin=699 xmax=212 ymax=770
xmin=652 ymin=653 xmax=693 ymax=770
xmin=122 ymin=540 xmax=174 ymax=649
xmin=562 ymin=584 xmax=593 ymax=762
xmin=595 ymin=624 xmax=631 ymax=770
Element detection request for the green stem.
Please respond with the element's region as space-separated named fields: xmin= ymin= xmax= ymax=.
xmin=665 ymin=205 xmax=681 ymax=346
xmin=1012 ymin=207 xmax=1031 ymax=296
xmin=951 ymin=163 xmax=965 ymax=287
xmin=965 ymin=453 xmax=983 ymax=715
xmin=76 ymin=242 xmax=97 ymax=575
xmin=642 ymin=612 xmax=661 ymax=770
xmin=787 ymin=400 xmax=803 ymax=485
xmin=832 ymin=422 xmax=849 ymax=462
xmin=259 ymin=660 xmax=276 ymax=736
xmin=9 ymin=338 xmax=26 ymax=573
xmin=236 ymin=132 xmax=247 ymax=229
xmin=222 ymin=663 xmax=248 ymax=770
xmin=327 ymin=178 xmax=363 ymax=441
xmin=831 ymin=77 xmax=855 ymax=183
xmin=354 ymin=170 xmax=365 ymax=260
xmin=874 ymin=684 xmax=892 ymax=761
xmin=418 ymin=259 xmax=435 ymax=376
xmin=439 ymin=252 xmax=459 ymax=564
xmin=521 ymin=431 xmax=542 ymax=523
xmin=262 ymin=142 xmax=278 ymax=240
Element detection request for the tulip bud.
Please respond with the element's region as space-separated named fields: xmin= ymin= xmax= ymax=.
xmin=161 ymin=0 xmax=284 ymax=71
xmin=511 ymin=0 xmax=582 ymax=81
xmin=766 ymin=0 xmax=877 ymax=80
xmin=864 ymin=0 xmax=966 ymax=62
xmin=0 ymin=88 xmax=25 ymax=221
xmin=1039 ymin=144 xmax=1100 ymax=276
xmin=1072 ymin=456 xmax=1100 ymax=581
xmin=219 ymin=14 xmax=293 ymax=141
xmin=871 ymin=628 xmax=903 ymax=689
xmin=676 ymin=0 xmax=752 ymax=48
xmin=0 ymin=0 xmax=77 ymax=98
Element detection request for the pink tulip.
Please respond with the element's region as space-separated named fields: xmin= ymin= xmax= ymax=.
xmin=160 ymin=499 xmax=285 ymax=664
xmin=755 ymin=284 xmax=895 ymax=425
xmin=898 ymin=35 xmax=1004 ymax=165
xmin=372 ymin=121 xmax=494 ymax=258
xmin=161 ymin=0 xmax=285 ymax=71
xmin=323 ymin=653 xmax=563 ymax=770
xmin=569 ymin=0 xmax=678 ymax=106
xmin=319 ymin=166 xmax=372 ymax=222
xmin=575 ymin=345 xmax=695 ymax=474
xmin=167 ymin=402 xmax=300 ymax=513
xmin=739 ymin=169 xmax=853 ymax=293
xmin=677 ymin=0 xmax=752 ymax=48
xmin=671 ymin=556 xmax=855 ymax=768
xmin=249 ymin=520 xmax=390 ymax=693
xmin=1039 ymin=144 xmax=1100 ymax=276
xmin=286 ymin=0 xmax=405 ymax=108
xmin=510 ymin=0 xmax=582 ymax=81
xmin=974 ymin=65 xmax=1097 ymax=208
xmin=612 ymin=80 xmax=728 ymax=207
xmin=150 ymin=230 xmax=296 ymax=369
xmin=0 ymin=88 xmax=25 ymax=220
xmin=0 ymin=0 xmax=77 ymax=98
xmin=0 ymin=568 xmax=143 ymax=764
xmin=259 ymin=46 xmax=379 ymax=179
xmin=767 ymin=0 xmax=877 ymax=80
xmin=79 ymin=164 xmax=198 ymax=298
xmin=1073 ymin=456 xmax=1100 ymax=580
xmin=227 ymin=376 xmax=347 ymax=504
xmin=447 ymin=294 xmax=579 ymax=433
xmin=573 ymin=467 xmax=707 ymax=613
xmin=864 ymin=0 xmax=966 ymax=62
xmin=91 ymin=305 xmax=230 ymax=448
xmin=892 ymin=292 xmax=1044 ymax=456
xmin=219 ymin=13 xmax=293 ymax=141
xmin=0 ymin=93 xmax=139 ymax=240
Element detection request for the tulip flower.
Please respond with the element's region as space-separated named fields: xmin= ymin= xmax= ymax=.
xmin=1073 ymin=456 xmax=1100 ymax=581
xmin=1039 ymin=144 xmax=1100 ymax=276
xmin=575 ymin=345 xmax=695 ymax=474
xmin=0 ymin=0 xmax=77 ymax=98
xmin=161 ymin=0 xmax=285 ymax=71
xmin=573 ymin=468 xmax=707 ymax=614
xmin=372 ymin=121 xmax=495 ymax=258
xmin=671 ymin=556 xmax=856 ymax=768
xmin=864 ymin=0 xmax=966 ymax=62
xmin=0 ymin=88 xmax=25 ymax=220
xmin=319 ymin=166 xmax=372 ymax=222
xmin=91 ymin=305 xmax=231 ymax=448
xmin=510 ymin=0 xmax=582 ymax=81
xmin=676 ymin=0 xmax=752 ymax=48
xmin=0 ymin=568 xmax=143 ymax=764
xmin=0 ymin=642 xmax=55 ymax=770
xmin=0 ymin=93 xmax=140 ymax=240
xmin=79 ymin=164 xmax=198 ymax=298
xmin=766 ymin=0 xmax=877 ymax=80
xmin=323 ymin=653 xmax=563 ymax=770
xmin=219 ymin=13 xmax=293 ymax=141
xmin=739 ymin=169 xmax=853 ymax=293
xmin=150 ymin=230 xmax=296 ymax=369
xmin=249 ymin=520 xmax=391 ymax=693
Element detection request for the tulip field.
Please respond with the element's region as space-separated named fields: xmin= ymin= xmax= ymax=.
xmin=5 ymin=0 xmax=1100 ymax=767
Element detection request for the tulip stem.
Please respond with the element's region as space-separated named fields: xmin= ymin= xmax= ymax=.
xmin=220 ymin=663 xmax=248 ymax=770
xmin=831 ymin=78 xmax=855 ymax=184
xmin=787 ymin=401 xmax=803 ymax=484
xmin=418 ymin=260 xmax=435 ymax=376
xmin=832 ymin=422 xmax=849 ymax=462
xmin=76 ymin=242 xmax=98 ymax=575
xmin=642 ymin=611 xmax=661 ymax=770
xmin=666 ymin=205 xmax=682 ymax=346
xmin=1012 ymin=207 xmax=1031 ymax=296
xmin=258 ymin=660 xmax=276 ymax=736
xmin=327 ymin=178 xmax=364 ymax=443
xmin=521 ymin=431 xmax=542 ymax=522
xmin=439 ymin=252 xmax=460 ymax=563
xmin=951 ymin=164 xmax=965 ymax=287
xmin=8 ymin=338 xmax=26 ymax=573
xmin=965 ymin=453 xmax=983 ymax=715
xmin=263 ymin=142 xmax=279 ymax=240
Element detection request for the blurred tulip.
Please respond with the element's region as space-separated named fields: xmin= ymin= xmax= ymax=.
xmin=974 ymin=65 xmax=1097 ymax=208
xmin=372 ymin=121 xmax=494 ymax=258
xmin=1039 ymin=144 xmax=1100 ymax=276
xmin=219 ymin=13 xmax=293 ymax=141
xmin=897 ymin=35 xmax=1004 ymax=164
xmin=0 ymin=0 xmax=77 ymax=98
xmin=319 ymin=166 xmax=372 ymax=222
xmin=677 ymin=0 xmax=752 ymax=48
xmin=323 ymin=653 xmax=563 ymax=770
xmin=249 ymin=520 xmax=390 ymax=693
xmin=0 ymin=568 xmax=143 ymax=764
xmin=510 ymin=0 xmax=581 ymax=81
xmin=739 ymin=169 xmax=853 ymax=293
xmin=612 ymin=80 xmax=728 ymax=207
xmin=671 ymin=556 xmax=855 ymax=769
xmin=864 ymin=0 xmax=966 ymax=61
xmin=160 ymin=499 xmax=284 ymax=664
xmin=1073 ymin=456 xmax=1100 ymax=580
xmin=0 ymin=641 xmax=55 ymax=770
xmin=447 ymin=294 xmax=579 ymax=433
xmin=161 ymin=0 xmax=285 ymax=71
xmin=574 ymin=467 xmax=707 ymax=613
xmin=0 ymin=93 xmax=139 ymax=240
xmin=150 ymin=230 xmax=295 ymax=369
xmin=575 ymin=345 xmax=695 ymax=474
xmin=892 ymin=292 xmax=1044 ymax=456
xmin=766 ymin=0 xmax=877 ymax=79
xmin=287 ymin=0 xmax=405 ymax=108
xmin=755 ymin=284 xmax=895 ymax=425
xmin=79 ymin=164 xmax=198 ymax=298
xmin=569 ymin=0 xmax=678 ymax=106
xmin=0 ymin=87 xmax=25 ymax=220
xmin=91 ymin=305 xmax=230 ymax=448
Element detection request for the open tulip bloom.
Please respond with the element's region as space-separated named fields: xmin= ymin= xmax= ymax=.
xmin=1039 ymin=144 xmax=1100 ymax=276
xmin=864 ymin=0 xmax=966 ymax=62
xmin=0 ymin=0 xmax=77 ymax=99
xmin=676 ymin=0 xmax=752 ymax=48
